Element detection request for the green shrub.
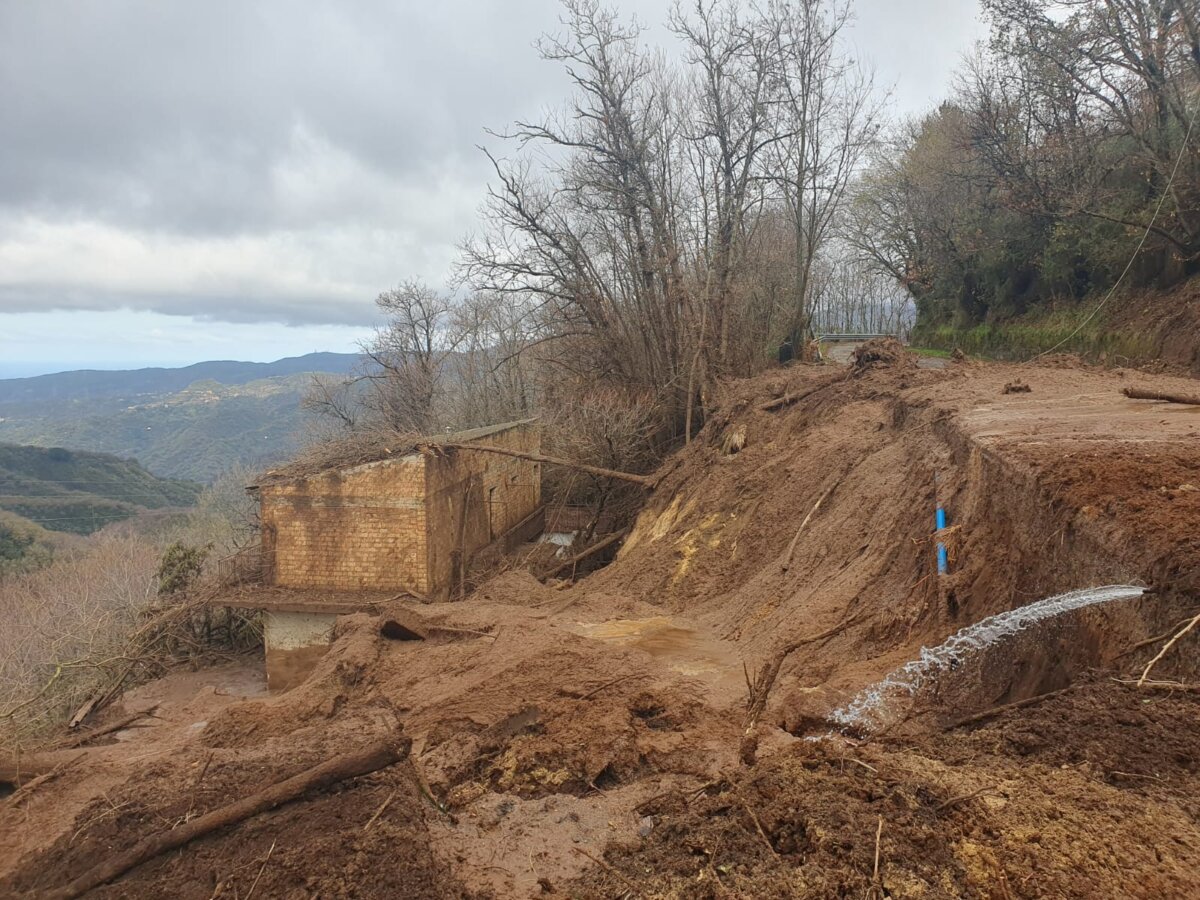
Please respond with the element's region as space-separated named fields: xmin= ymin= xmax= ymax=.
xmin=0 ymin=511 xmax=56 ymax=576
xmin=914 ymin=308 xmax=1159 ymax=363
xmin=156 ymin=541 xmax=211 ymax=595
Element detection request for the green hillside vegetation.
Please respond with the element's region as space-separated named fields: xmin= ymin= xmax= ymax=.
xmin=0 ymin=444 xmax=202 ymax=535
xmin=916 ymin=305 xmax=1162 ymax=362
xmin=0 ymin=352 xmax=358 ymax=413
xmin=851 ymin=2 xmax=1199 ymax=358
xmin=0 ymin=373 xmax=324 ymax=482
xmin=0 ymin=509 xmax=63 ymax=576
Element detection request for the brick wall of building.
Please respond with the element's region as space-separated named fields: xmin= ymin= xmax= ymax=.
xmin=258 ymin=454 xmax=430 ymax=591
xmin=425 ymin=420 xmax=541 ymax=598
xmin=256 ymin=420 xmax=541 ymax=597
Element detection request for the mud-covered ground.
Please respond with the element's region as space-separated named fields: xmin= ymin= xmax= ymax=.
xmin=3 ymin=347 xmax=1200 ymax=898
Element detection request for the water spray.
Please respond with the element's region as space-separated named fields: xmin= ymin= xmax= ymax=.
xmin=829 ymin=584 xmax=1146 ymax=733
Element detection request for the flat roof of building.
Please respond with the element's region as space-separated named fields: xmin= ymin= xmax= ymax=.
xmin=249 ymin=417 xmax=538 ymax=488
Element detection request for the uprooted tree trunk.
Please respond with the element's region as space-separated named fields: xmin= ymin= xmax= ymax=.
xmin=0 ymin=756 xmax=56 ymax=786
xmin=2 ymin=754 xmax=83 ymax=808
xmin=43 ymin=734 xmax=411 ymax=900
xmin=759 ymin=373 xmax=844 ymax=413
xmin=742 ymin=613 xmax=863 ymax=760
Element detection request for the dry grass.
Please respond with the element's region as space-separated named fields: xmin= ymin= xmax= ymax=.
xmin=0 ymin=535 xmax=158 ymax=747
xmin=0 ymin=533 xmax=259 ymax=753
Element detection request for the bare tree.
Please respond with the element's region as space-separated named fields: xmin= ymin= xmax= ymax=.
xmin=364 ymin=280 xmax=458 ymax=432
xmin=446 ymin=290 xmax=536 ymax=428
xmin=983 ymin=0 xmax=1200 ymax=259
xmin=304 ymin=279 xmax=462 ymax=436
xmin=309 ymin=0 xmax=888 ymax=461
xmin=808 ymin=250 xmax=916 ymax=336
xmin=673 ymin=0 xmax=782 ymax=376
xmin=540 ymin=383 xmax=662 ymax=537
xmin=462 ymin=1 xmax=689 ymax=415
xmin=462 ymin=0 xmax=883 ymax=440
xmin=767 ymin=0 xmax=883 ymax=351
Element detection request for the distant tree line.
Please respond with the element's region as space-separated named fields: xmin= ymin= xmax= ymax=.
xmin=851 ymin=0 xmax=1200 ymax=334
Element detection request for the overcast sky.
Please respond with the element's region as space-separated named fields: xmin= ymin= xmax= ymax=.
xmin=0 ymin=0 xmax=986 ymax=378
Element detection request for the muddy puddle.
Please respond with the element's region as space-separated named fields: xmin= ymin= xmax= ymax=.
xmin=124 ymin=660 xmax=268 ymax=709
xmin=569 ymin=616 xmax=743 ymax=697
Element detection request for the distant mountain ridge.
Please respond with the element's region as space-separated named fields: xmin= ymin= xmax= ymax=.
xmin=0 ymin=353 xmax=364 ymax=482
xmin=0 ymin=352 xmax=361 ymax=407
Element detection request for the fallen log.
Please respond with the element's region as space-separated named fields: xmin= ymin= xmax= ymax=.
xmin=943 ymin=686 xmax=1072 ymax=730
xmin=781 ymin=484 xmax=836 ymax=572
xmin=423 ymin=442 xmax=653 ymax=488
xmin=1122 ymin=386 xmax=1200 ymax=406
xmin=759 ymin=383 xmax=821 ymax=412
xmin=0 ymin=757 xmax=57 ymax=786
xmin=759 ymin=374 xmax=843 ymax=413
xmin=542 ymin=528 xmax=630 ymax=581
xmin=43 ymin=734 xmax=411 ymax=900
xmin=4 ymin=754 xmax=83 ymax=808
xmin=54 ymin=706 xmax=159 ymax=750
xmin=68 ymin=660 xmax=136 ymax=729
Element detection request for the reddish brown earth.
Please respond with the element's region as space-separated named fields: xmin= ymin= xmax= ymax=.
xmin=3 ymin=348 xmax=1200 ymax=898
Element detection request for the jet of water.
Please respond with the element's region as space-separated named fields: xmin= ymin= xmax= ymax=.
xmin=829 ymin=584 xmax=1145 ymax=732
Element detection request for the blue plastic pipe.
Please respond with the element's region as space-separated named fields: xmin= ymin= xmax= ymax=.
xmin=935 ymin=506 xmax=948 ymax=574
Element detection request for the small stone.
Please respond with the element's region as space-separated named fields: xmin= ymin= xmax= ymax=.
xmin=638 ymin=815 xmax=654 ymax=838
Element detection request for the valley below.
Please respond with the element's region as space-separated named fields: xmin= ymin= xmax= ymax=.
xmin=0 ymin=353 xmax=360 ymax=482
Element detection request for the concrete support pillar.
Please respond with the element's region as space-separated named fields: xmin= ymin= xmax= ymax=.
xmin=262 ymin=611 xmax=337 ymax=691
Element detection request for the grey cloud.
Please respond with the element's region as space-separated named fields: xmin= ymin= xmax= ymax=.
xmin=0 ymin=0 xmax=982 ymax=327
xmin=0 ymin=0 xmax=570 ymax=234
xmin=0 ymin=283 xmax=377 ymax=328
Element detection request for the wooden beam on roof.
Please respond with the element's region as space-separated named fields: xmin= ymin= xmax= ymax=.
xmin=423 ymin=442 xmax=655 ymax=488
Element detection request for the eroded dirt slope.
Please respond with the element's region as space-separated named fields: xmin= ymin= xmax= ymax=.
xmin=3 ymin=350 xmax=1200 ymax=898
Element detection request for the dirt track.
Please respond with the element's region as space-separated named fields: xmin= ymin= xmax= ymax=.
xmin=3 ymin=350 xmax=1200 ymax=898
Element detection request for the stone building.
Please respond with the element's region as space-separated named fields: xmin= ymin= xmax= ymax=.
xmin=242 ymin=419 xmax=542 ymax=688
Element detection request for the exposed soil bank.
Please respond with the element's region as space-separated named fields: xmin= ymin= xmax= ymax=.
xmin=3 ymin=351 xmax=1199 ymax=897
